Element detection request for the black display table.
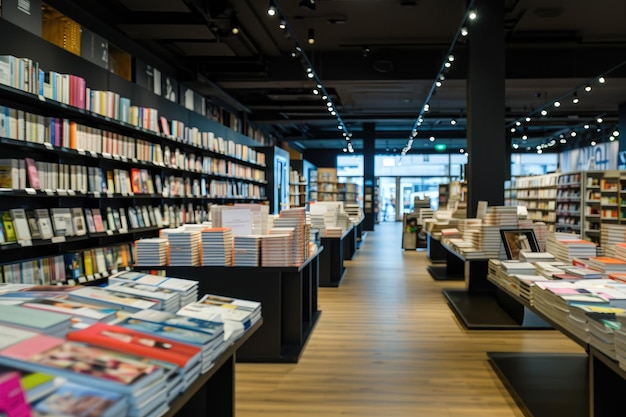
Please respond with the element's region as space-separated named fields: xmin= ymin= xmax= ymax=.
xmin=135 ymin=249 xmax=322 ymax=363
xmin=426 ymin=232 xmax=464 ymax=281
xmin=426 ymin=232 xmax=448 ymax=264
xmin=319 ymin=229 xmax=352 ymax=287
xmin=486 ymin=276 xmax=626 ymax=417
xmin=439 ymin=240 xmax=550 ymax=330
xmin=343 ymin=224 xmax=357 ymax=261
xmin=356 ymin=219 xmax=366 ymax=248
xmin=166 ymin=319 xmax=262 ymax=417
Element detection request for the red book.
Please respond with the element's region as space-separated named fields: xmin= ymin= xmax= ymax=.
xmin=24 ymin=158 xmax=40 ymax=190
xmin=67 ymin=322 xmax=201 ymax=371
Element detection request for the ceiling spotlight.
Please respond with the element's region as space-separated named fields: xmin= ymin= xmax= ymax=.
xmin=571 ymin=131 xmax=577 ymax=137
xmin=461 ymin=27 xmax=468 ymax=37
xmin=585 ymin=84 xmax=592 ymax=92
xmin=299 ymin=0 xmax=316 ymax=10
xmin=444 ymin=62 xmax=451 ymax=68
xmin=591 ymin=141 xmax=597 ymax=146
xmin=584 ymin=124 xmax=590 ymax=129
xmin=231 ymin=25 xmax=240 ymax=35
xmin=448 ymin=55 xmax=455 ymax=62
xmin=439 ymin=74 xmax=445 ymax=81
xmin=522 ymin=135 xmax=528 ymax=140
xmin=423 ymin=103 xmax=430 ymax=112
xmin=460 ymin=149 xmax=464 ymax=153
xmin=326 ymin=102 xmax=333 ymax=107
xmin=560 ymin=138 xmax=567 ymax=144
xmin=510 ymin=127 xmax=516 ymax=133
xmin=599 ymin=76 xmax=606 ymax=84
xmin=279 ymin=20 xmax=286 ymax=29
xmin=525 ymin=117 xmax=531 ymax=122
xmin=436 ymin=81 xmax=442 ymax=87
xmin=513 ymin=143 xmax=519 ymax=149
xmin=468 ymin=11 xmax=477 ymax=20
xmin=322 ymin=95 xmax=328 ymax=100
xmin=515 ymin=121 xmax=521 ymax=126
xmin=312 ymin=89 xmax=319 ymax=95
xmin=597 ymin=117 xmax=603 ymax=124
xmin=307 ymin=28 xmax=315 ymax=44
xmin=537 ymin=149 xmax=543 ymax=154
xmin=307 ymin=72 xmax=314 ymax=78
xmin=362 ymin=46 xmax=370 ymax=57
xmin=429 ymin=136 xmax=435 ymax=141
xmin=541 ymin=109 xmax=548 ymax=116
xmin=450 ymin=119 xmax=457 ymax=125
xmin=267 ymin=3 xmax=277 ymax=16
xmin=553 ymin=101 xmax=561 ymax=107
xmin=613 ymin=130 xmax=620 ymax=137
xmin=572 ymin=92 xmax=579 ymax=104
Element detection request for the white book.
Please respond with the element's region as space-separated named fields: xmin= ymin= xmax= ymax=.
xmin=10 ymin=208 xmax=32 ymax=242
xmin=35 ymin=208 xmax=55 ymax=240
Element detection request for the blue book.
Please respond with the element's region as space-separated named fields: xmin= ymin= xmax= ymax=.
xmin=117 ymin=317 xmax=216 ymax=347
xmin=33 ymin=380 xmax=127 ymax=417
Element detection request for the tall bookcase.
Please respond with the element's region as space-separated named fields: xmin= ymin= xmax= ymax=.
xmin=0 ymin=18 xmax=268 ymax=285
xmin=510 ymin=173 xmax=558 ymax=231
xmin=555 ymin=171 xmax=582 ymax=234
xmin=289 ymin=159 xmax=316 ymax=208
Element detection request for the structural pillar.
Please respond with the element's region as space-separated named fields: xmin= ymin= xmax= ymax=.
xmin=362 ymin=122 xmax=376 ymax=231
xmin=466 ymin=0 xmax=506 ymax=217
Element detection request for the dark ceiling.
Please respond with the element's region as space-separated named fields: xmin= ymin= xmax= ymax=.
xmin=47 ymin=0 xmax=626 ymax=154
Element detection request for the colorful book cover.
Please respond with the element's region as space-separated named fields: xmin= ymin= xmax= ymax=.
xmin=67 ymin=322 xmax=201 ymax=370
xmin=130 ymin=309 xmax=223 ymax=337
xmin=0 ymin=335 xmax=163 ymax=393
xmin=117 ymin=317 xmax=216 ymax=346
xmin=32 ymin=380 xmax=126 ymax=417
xmin=24 ymin=157 xmax=40 ymax=190
xmin=0 ymin=305 xmax=70 ymax=334
xmin=0 ymin=371 xmax=32 ymax=417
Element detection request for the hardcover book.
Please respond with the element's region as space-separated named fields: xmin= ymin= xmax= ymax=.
xmin=32 ymin=380 xmax=127 ymax=417
xmin=67 ymin=322 xmax=202 ymax=370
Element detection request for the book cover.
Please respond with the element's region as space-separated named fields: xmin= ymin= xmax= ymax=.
xmin=21 ymin=297 xmax=117 ymax=323
xmin=117 ymin=317 xmax=216 ymax=346
xmin=0 ymin=323 xmax=40 ymax=350
xmin=24 ymin=157 xmax=40 ymax=190
xmin=32 ymin=380 xmax=126 ymax=417
xmin=0 ymin=371 xmax=31 ymax=417
xmin=0 ymin=305 xmax=71 ymax=334
xmin=34 ymin=209 xmax=54 ymax=240
xmin=9 ymin=208 xmax=31 ymax=242
xmin=130 ymin=309 xmax=223 ymax=338
xmin=67 ymin=322 xmax=202 ymax=370
xmin=25 ymin=210 xmax=42 ymax=240
xmin=0 ymin=335 xmax=164 ymax=394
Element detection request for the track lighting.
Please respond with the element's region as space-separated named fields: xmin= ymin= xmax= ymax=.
xmin=231 ymin=22 xmax=240 ymax=35
xmin=461 ymin=27 xmax=468 ymax=37
xmin=572 ymin=92 xmax=579 ymax=104
xmin=541 ymin=110 xmax=548 ymax=116
xmin=279 ymin=19 xmax=286 ymax=29
xmin=429 ymin=136 xmax=435 ymax=142
xmin=468 ymin=11 xmax=477 ymax=20
xmin=553 ymin=101 xmax=561 ymax=107
xmin=585 ymin=84 xmax=592 ymax=92
xmin=307 ymin=28 xmax=315 ymax=44
xmin=450 ymin=119 xmax=457 ymax=125
xmin=362 ymin=46 xmax=370 ymax=58
xmin=613 ymin=130 xmax=620 ymax=137
xmin=597 ymin=117 xmax=603 ymax=124
xmin=599 ymin=76 xmax=606 ymax=84
xmin=267 ymin=2 xmax=277 ymax=16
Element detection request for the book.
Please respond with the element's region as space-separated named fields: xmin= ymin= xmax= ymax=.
xmin=32 ymin=380 xmax=127 ymax=417
xmin=0 ymin=366 xmax=57 ymax=403
xmin=21 ymin=297 xmax=118 ymax=325
xmin=1 ymin=211 xmax=16 ymax=243
xmin=24 ymin=157 xmax=40 ymax=190
xmin=25 ymin=210 xmax=42 ymax=240
xmin=0 ymin=371 xmax=31 ymax=417
xmin=0 ymin=334 xmax=165 ymax=397
xmin=0 ymin=305 xmax=71 ymax=336
xmin=34 ymin=209 xmax=54 ymax=240
xmin=0 ymin=323 xmax=40 ymax=350
xmin=68 ymin=286 xmax=159 ymax=312
xmin=67 ymin=322 xmax=202 ymax=371
xmin=9 ymin=208 xmax=31 ymax=242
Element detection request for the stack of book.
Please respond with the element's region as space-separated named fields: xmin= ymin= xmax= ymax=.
xmin=261 ymin=232 xmax=293 ymax=266
xmin=614 ymin=242 xmax=626 ymax=262
xmin=0 ymin=333 xmax=169 ymax=417
xmin=121 ymin=309 xmax=225 ymax=374
xmin=483 ymin=206 xmax=518 ymax=227
xmin=163 ymin=228 xmax=201 ymax=266
xmin=519 ymin=250 xmax=556 ymax=263
xmin=104 ymin=282 xmax=181 ymax=314
xmin=586 ymin=256 xmax=626 ymax=274
xmin=233 ymin=235 xmax=261 ymax=266
xmin=108 ymin=271 xmax=198 ymax=309
xmin=546 ymin=233 xmax=598 ymax=263
xmin=200 ymin=227 xmax=233 ymax=266
xmin=275 ymin=207 xmax=308 ymax=264
xmin=586 ymin=309 xmax=623 ymax=359
xmin=0 ymin=305 xmax=72 ymax=337
xmin=19 ymin=297 xmax=118 ymax=326
xmin=67 ymin=322 xmax=202 ymax=391
xmin=601 ymin=224 xmax=626 ymax=257
xmin=470 ymin=225 xmax=503 ymax=259
xmin=68 ymin=286 xmax=160 ymax=313
xmin=177 ymin=294 xmax=261 ymax=342
xmin=614 ymin=312 xmax=626 ymax=371
xmin=325 ymin=226 xmax=344 ymax=238
xmin=135 ymin=238 xmax=168 ymax=266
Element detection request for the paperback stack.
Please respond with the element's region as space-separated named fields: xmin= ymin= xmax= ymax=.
xmin=31 ymin=380 xmax=128 ymax=417
xmin=0 ymin=334 xmax=169 ymax=417
xmin=600 ymin=224 xmax=626 ymax=257
xmin=325 ymin=226 xmax=344 ymax=238
xmin=545 ymin=233 xmax=597 ymax=263
xmin=177 ymin=293 xmax=261 ymax=342
xmin=344 ymin=203 xmax=363 ymax=224
xmin=116 ymin=315 xmax=221 ymax=374
xmin=135 ymin=238 xmax=168 ymax=266
xmin=233 ymin=235 xmax=262 ymax=266
xmin=586 ymin=309 xmax=623 ymax=359
xmin=19 ymin=297 xmax=118 ymax=326
xmin=233 ymin=203 xmax=270 ymax=235
xmin=483 ymin=206 xmax=518 ymax=227
xmin=68 ymin=286 xmax=160 ymax=313
xmin=163 ymin=228 xmax=201 ymax=266
xmin=108 ymin=271 xmax=198 ymax=309
xmin=104 ymin=282 xmax=181 ymax=314
xmin=200 ymin=227 xmax=233 ymax=266
xmin=0 ymin=305 xmax=72 ymax=337
xmin=586 ymin=256 xmax=626 ymax=274
xmin=471 ymin=225 xmax=504 ymax=259
xmin=615 ymin=242 xmax=626 ymax=262
xmin=309 ymin=213 xmax=327 ymax=237
xmin=275 ymin=207 xmax=308 ymax=264
xmin=614 ymin=312 xmax=626 ymax=371
xmin=519 ymin=250 xmax=556 ymax=263
xmin=67 ymin=322 xmax=202 ymax=391
xmin=261 ymin=233 xmax=293 ymax=266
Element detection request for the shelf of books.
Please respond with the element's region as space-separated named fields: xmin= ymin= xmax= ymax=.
xmin=555 ymin=171 xmax=582 ymax=234
xmin=510 ymin=173 xmax=558 ymax=231
xmin=584 ymin=171 xmax=604 ymax=244
xmin=0 ymin=18 xmax=270 ymax=286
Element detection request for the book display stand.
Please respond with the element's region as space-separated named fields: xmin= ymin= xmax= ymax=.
xmin=135 ymin=249 xmax=322 ymax=363
xmin=426 ymin=232 xmax=463 ymax=281
xmin=319 ymin=227 xmax=353 ymax=287
xmin=440 ymin=241 xmax=550 ymax=330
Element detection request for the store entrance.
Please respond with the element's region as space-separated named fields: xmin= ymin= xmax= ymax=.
xmin=379 ymin=176 xmax=448 ymax=222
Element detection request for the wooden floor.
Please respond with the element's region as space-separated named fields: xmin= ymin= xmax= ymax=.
xmin=235 ymin=222 xmax=584 ymax=417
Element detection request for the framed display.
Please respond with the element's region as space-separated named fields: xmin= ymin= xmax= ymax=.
xmin=500 ymin=228 xmax=540 ymax=260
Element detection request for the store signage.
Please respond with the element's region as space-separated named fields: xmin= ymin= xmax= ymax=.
xmin=559 ymin=141 xmax=618 ymax=172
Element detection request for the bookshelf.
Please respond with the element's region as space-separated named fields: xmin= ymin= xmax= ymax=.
xmin=507 ymin=173 xmax=558 ymax=231
xmin=555 ymin=171 xmax=582 ymax=234
xmin=0 ymin=19 xmax=268 ymax=285
xmin=583 ymin=171 xmax=603 ymax=244
xmin=289 ymin=159 xmax=316 ymax=208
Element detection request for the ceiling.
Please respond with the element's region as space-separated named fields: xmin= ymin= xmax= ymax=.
xmin=48 ymin=0 xmax=626 ymax=154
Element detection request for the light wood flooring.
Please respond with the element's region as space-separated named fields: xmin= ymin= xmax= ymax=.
xmin=235 ymin=221 xmax=584 ymax=417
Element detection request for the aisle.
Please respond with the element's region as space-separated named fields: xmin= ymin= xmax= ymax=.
xmin=235 ymin=222 xmax=583 ymax=417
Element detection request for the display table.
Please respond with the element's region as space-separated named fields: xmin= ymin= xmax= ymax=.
xmin=343 ymin=224 xmax=357 ymax=261
xmin=486 ymin=277 xmax=626 ymax=417
xmin=356 ymin=218 xmax=366 ymax=248
xmin=166 ymin=319 xmax=262 ymax=417
xmin=426 ymin=232 xmax=463 ymax=281
xmin=319 ymin=229 xmax=352 ymax=287
xmin=440 ymin=240 xmax=550 ymax=330
xmin=135 ymin=248 xmax=322 ymax=363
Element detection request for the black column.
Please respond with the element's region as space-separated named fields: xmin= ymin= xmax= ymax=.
xmin=619 ymin=102 xmax=626 ymax=169
xmin=362 ymin=123 xmax=376 ymax=231
xmin=466 ymin=0 xmax=506 ymax=217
